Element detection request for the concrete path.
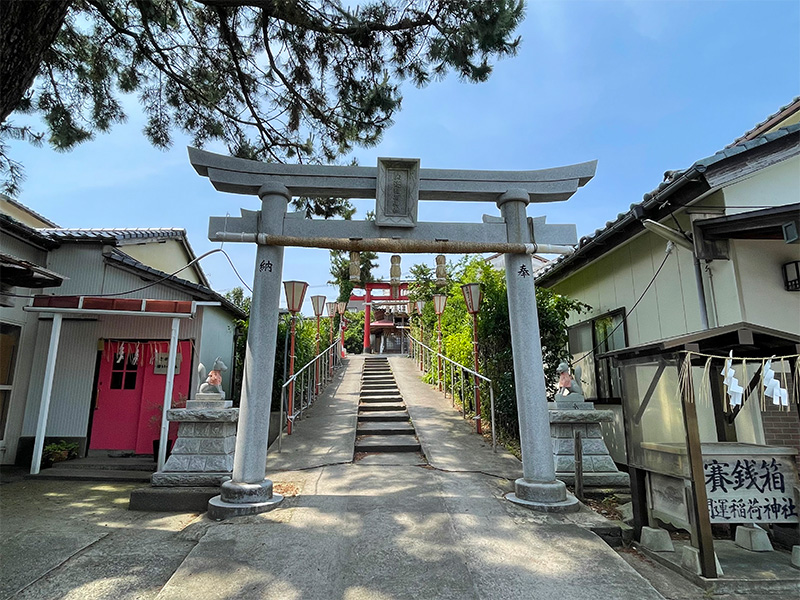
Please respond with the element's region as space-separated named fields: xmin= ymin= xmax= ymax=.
xmin=154 ymin=354 xmax=663 ymax=600
xmin=2 ymin=354 xmax=668 ymax=600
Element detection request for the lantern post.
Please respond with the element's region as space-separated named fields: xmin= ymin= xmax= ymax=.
xmin=432 ymin=294 xmax=447 ymax=391
xmin=283 ymin=281 xmax=308 ymax=435
xmin=326 ymin=301 xmax=337 ymax=375
xmin=415 ymin=300 xmax=426 ymax=370
xmin=461 ymin=283 xmax=483 ymax=434
xmin=311 ymin=295 xmax=326 ymax=395
xmin=337 ymin=301 xmax=347 ymax=358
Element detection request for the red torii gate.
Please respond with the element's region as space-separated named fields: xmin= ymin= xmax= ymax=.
xmin=351 ymin=281 xmax=409 ymax=353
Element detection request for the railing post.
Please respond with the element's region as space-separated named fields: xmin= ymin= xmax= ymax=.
xmin=574 ymin=431 xmax=584 ymax=501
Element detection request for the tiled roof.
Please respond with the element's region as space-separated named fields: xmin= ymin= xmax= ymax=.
xmin=537 ymin=121 xmax=800 ymax=286
xmin=0 ymin=195 xmax=59 ymax=227
xmin=0 ymin=214 xmax=60 ymax=249
xmin=37 ymin=228 xmax=186 ymax=242
xmin=104 ymin=249 xmax=246 ymax=320
xmin=727 ymin=97 xmax=800 ymax=148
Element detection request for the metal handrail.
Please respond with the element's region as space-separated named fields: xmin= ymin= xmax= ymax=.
xmin=278 ymin=337 xmax=343 ymax=451
xmin=407 ymin=334 xmax=496 ymax=451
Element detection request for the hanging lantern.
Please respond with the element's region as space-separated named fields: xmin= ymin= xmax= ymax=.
xmin=349 ymin=251 xmax=361 ymax=282
xmin=311 ymin=295 xmax=326 ymax=317
xmin=461 ymin=283 xmax=482 ymax=315
xmin=432 ymin=294 xmax=447 ymax=316
xmin=325 ymin=301 xmax=337 ymax=318
xmin=283 ymin=281 xmax=308 ymax=314
xmin=435 ymin=255 xmax=447 ymax=287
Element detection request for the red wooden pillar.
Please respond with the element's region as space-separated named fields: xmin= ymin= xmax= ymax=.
xmin=363 ymin=288 xmax=372 ymax=354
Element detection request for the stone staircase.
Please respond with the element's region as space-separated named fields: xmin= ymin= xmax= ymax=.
xmin=355 ymin=357 xmax=423 ymax=461
xmin=31 ymin=452 xmax=156 ymax=482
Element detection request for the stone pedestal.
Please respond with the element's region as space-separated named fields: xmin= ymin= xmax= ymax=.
xmin=549 ymin=403 xmax=630 ymax=488
xmin=150 ymin=405 xmax=238 ymax=488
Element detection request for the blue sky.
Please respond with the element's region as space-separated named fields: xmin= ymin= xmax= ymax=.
xmin=7 ymin=0 xmax=800 ymax=315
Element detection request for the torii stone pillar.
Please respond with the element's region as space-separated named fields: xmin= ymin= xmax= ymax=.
xmin=207 ymin=183 xmax=288 ymax=519
xmin=499 ymin=190 xmax=579 ymax=511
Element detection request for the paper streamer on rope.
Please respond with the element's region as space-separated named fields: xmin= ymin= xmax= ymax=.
xmin=763 ymin=357 xmax=789 ymax=407
xmin=721 ymin=350 xmax=744 ymax=407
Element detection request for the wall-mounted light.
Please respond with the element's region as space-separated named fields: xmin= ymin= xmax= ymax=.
xmin=783 ymin=260 xmax=800 ymax=291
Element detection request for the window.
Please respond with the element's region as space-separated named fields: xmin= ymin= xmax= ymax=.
xmin=110 ymin=347 xmax=138 ymax=390
xmin=568 ymin=309 xmax=627 ymax=401
xmin=0 ymin=323 xmax=21 ymax=440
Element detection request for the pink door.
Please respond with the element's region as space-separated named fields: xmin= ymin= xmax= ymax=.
xmin=90 ymin=341 xmax=191 ymax=454
xmin=90 ymin=342 xmax=144 ymax=451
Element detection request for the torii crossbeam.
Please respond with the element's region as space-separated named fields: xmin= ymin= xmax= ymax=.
xmin=190 ymin=148 xmax=597 ymax=518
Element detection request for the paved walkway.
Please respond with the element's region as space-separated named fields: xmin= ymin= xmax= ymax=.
xmin=1 ymin=354 xmax=671 ymax=600
xmin=158 ymin=355 xmax=663 ymax=600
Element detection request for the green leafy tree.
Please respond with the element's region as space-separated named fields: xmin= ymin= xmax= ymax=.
xmin=342 ymin=309 xmax=365 ymax=355
xmin=224 ymin=286 xmax=250 ymax=403
xmin=407 ymin=255 xmax=589 ymax=440
xmin=1 ymin=0 xmax=524 ymax=194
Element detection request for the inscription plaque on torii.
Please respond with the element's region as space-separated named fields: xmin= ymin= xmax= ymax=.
xmin=188 ymin=147 xmax=597 ymax=519
xmin=376 ymin=158 xmax=419 ymax=227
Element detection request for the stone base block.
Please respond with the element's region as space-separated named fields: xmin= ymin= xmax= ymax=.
xmin=640 ymin=526 xmax=674 ymax=552
xmin=151 ymin=472 xmax=231 ymax=487
xmin=504 ymin=478 xmax=581 ymax=513
xmin=679 ymin=546 xmax=723 ymax=576
xmin=735 ymin=524 xmax=773 ymax=552
xmin=207 ymin=493 xmax=284 ymax=520
xmin=792 ymin=546 xmax=800 ymax=569
xmin=505 ymin=492 xmax=581 ymax=513
xmin=186 ymin=400 xmax=233 ymax=409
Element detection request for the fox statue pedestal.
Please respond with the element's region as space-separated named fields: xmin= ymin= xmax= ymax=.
xmin=151 ymin=359 xmax=237 ymax=488
xmin=548 ymin=362 xmax=629 ymax=489
xmin=150 ymin=403 xmax=238 ymax=487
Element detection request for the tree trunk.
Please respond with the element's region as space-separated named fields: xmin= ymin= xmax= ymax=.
xmin=0 ymin=0 xmax=72 ymax=124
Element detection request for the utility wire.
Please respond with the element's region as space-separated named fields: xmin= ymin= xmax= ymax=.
xmin=1 ymin=247 xmax=253 ymax=298
xmin=572 ymin=241 xmax=674 ymax=366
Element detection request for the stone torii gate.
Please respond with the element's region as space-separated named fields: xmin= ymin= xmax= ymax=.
xmin=190 ymin=149 xmax=597 ymax=519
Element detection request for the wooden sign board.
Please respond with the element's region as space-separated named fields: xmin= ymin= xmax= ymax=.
xmin=153 ymin=353 xmax=182 ymax=375
xmin=703 ymin=454 xmax=799 ymax=524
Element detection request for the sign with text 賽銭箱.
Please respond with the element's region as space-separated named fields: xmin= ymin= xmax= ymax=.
xmin=703 ymin=455 xmax=799 ymax=523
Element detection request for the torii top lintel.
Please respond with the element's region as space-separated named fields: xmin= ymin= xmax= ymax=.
xmin=188 ymin=147 xmax=597 ymax=204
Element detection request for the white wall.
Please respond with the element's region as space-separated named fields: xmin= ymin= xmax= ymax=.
xmin=554 ymin=228 xmax=704 ymax=346
xmin=722 ymin=156 xmax=800 ymax=215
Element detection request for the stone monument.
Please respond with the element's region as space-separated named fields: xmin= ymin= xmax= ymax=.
xmin=549 ymin=362 xmax=630 ymax=488
xmin=150 ymin=358 xmax=239 ymax=488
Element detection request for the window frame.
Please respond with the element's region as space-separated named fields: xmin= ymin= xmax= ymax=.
xmin=567 ymin=308 xmax=628 ymax=405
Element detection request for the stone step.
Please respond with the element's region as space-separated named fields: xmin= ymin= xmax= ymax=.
xmin=29 ymin=468 xmax=154 ymax=482
xmin=357 ymin=422 xmax=416 ymax=435
xmin=355 ymin=435 xmax=421 ymax=453
xmin=360 ymin=382 xmax=398 ymax=388
xmin=357 ymin=411 xmax=409 ymax=422
xmin=49 ymin=456 xmax=157 ymax=472
xmin=358 ymin=402 xmax=406 ymax=412
xmin=359 ymin=389 xmax=400 ymax=396
xmin=360 ymin=395 xmax=403 ymax=403
xmin=361 ymin=376 xmax=395 ymax=382
xmin=356 ymin=453 xmax=427 ymax=466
